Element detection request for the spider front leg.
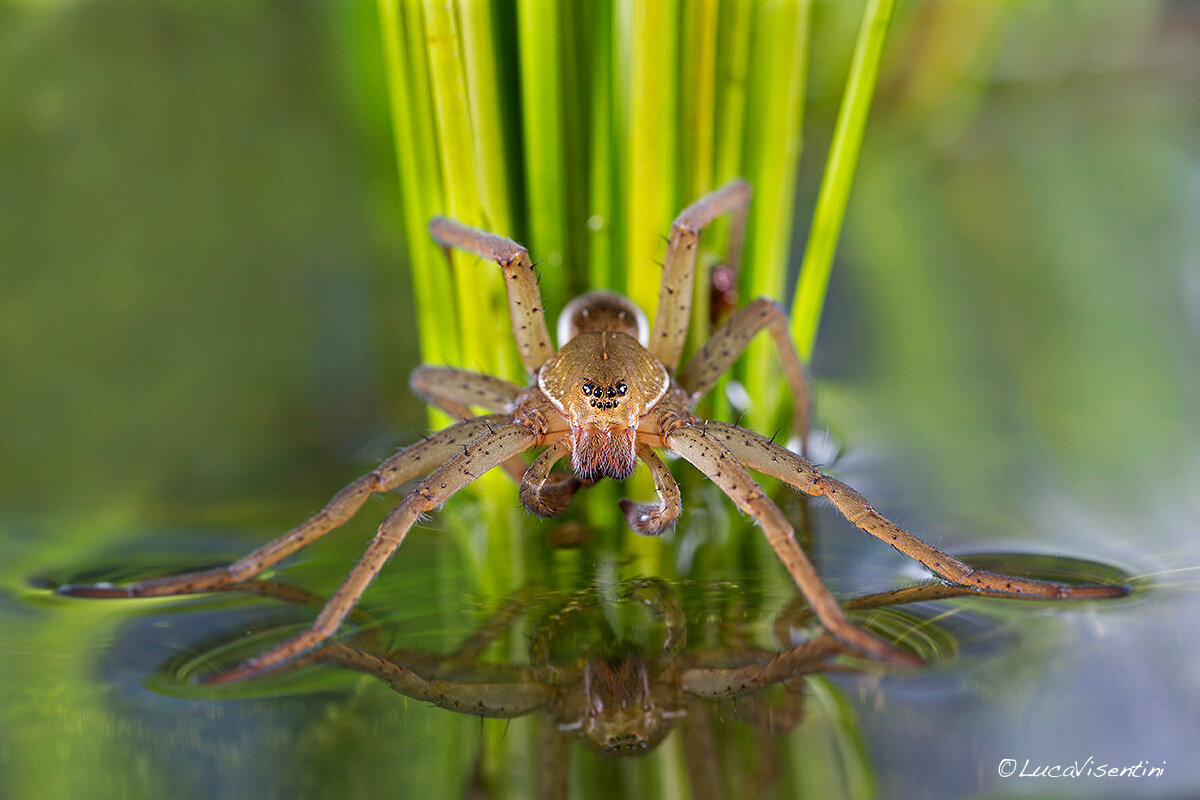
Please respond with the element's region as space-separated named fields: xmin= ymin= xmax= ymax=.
xmin=519 ymin=438 xmax=586 ymax=517
xmin=410 ymin=364 xmax=545 ymax=485
xmin=409 ymin=365 xmax=522 ymax=419
xmin=59 ymin=414 xmax=514 ymax=600
xmin=618 ymin=443 xmax=682 ymax=535
xmin=676 ymin=297 xmax=813 ymax=451
xmin=665 ymin=423 xmax=919 ymax=666
xmin=202 ymin=421 xmax=537 ymax=684
xmin=428 ymin=217 xmax=555 ymax=374
xmin=703 ymin=422 xmax=1130 ymax=600
xmin=650 ymin=179 xmax=752 ymax=370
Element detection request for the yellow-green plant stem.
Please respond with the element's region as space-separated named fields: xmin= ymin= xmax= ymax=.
xmin=517 ymin=0 xmax=568 ymax=312
xmin=791 ymin=0 xmax=897 ymax=360
xmin=617 ymin=0 xmax=679 ymax=316
xmin=377 ymin=0 xmax=456 ymax=368
xmin=739 ymin=0 xmax=812 ymax=433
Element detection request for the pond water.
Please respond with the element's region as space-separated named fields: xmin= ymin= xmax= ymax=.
xmin=3 ymin=2 xmax=1199 ymax=799
xmin=9 ymin=447 xmax=1193 ymax=800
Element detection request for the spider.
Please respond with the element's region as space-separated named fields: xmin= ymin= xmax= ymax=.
xmin=60 ymin=179 xmax=1126 ymax=683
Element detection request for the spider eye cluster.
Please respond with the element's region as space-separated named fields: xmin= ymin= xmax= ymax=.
xmin=582 ymin=380 xmax=628 ymax=409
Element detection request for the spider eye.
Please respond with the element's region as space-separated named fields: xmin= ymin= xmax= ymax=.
xmin=606 ymin=387 xmax=616 ymax=398
xmin=582 ymin=382 xmax=595 ymax=396
xmin=615 ymin=382 xmax=627 ymax=396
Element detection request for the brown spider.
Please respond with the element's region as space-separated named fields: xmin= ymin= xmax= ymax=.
xmin=60 ymin=179 xmax=1127 ymax=683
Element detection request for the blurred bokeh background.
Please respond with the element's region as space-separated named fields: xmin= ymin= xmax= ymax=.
xmin=2 ymin=1 xmax=1198 ymax=798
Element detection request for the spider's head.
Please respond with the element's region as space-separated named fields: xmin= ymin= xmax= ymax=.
xmin=538 ymin=330 xmax=669 ymax=481
xmin=558 ymin=651 xmax=682 ymax=758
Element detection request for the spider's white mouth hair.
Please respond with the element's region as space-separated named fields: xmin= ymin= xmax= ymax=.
xmin=570 ymin=424 xmax=638 ymax=481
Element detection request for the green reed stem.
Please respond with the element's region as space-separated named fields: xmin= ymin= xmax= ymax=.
xmin=517 ymin=0 xmax=568 ymax=312
xmin=377 ymin=0 xmax=456 ymax=367
xmin=739 ymin=0 xmax=812 ymax=433
xmin=791 ymin=0 xmax=897 ymax=360
xmin=617 ymin=0 xmax=679 ymax=315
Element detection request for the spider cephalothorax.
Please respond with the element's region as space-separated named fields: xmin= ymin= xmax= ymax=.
xmin=61 ymin=179 xmax=1127 ymax=684
xmin=538 ymin=298 xmax=669 ymax=481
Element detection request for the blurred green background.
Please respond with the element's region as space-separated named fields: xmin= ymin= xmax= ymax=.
xmin=2 ymin=1 xmax=1198 ymax=798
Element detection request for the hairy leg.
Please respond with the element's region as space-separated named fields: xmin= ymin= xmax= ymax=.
xmin=666 ymin=424 xmax=918 ymax=665
xmin=772 ymin=582 xmax=987 ymax=645
xmin=676 ymin=297 xmax=812 ymax=449
xmin=650 ymin=179 xmax=752 ymax=370
xmin=409 ymin=364 xmax=534 ymax=484
xmin=318 ymin=642 xmax=552 ymax=718
xmin=703 ymin=421 xmax=1129 ymax=600
xmin=428 ymin=217 xmax=554 ymax=373
xmin=619 ymin=443 xmax=682 ymax=535
xmin=409 ymin=365 xmax=522 ymax=418
xmin=203 ymin=422 xmax=537 ymax=683
xmin=519 ymin=438 xmax=584 ymax=517
xmin=680 ymin=636 xmax=844 ymax=703
xmin=59 ymin=415 xmax=514 ymax=599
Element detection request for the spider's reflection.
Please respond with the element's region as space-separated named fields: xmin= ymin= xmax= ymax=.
xmin=180 ymin=575 xmax=989 ymax=796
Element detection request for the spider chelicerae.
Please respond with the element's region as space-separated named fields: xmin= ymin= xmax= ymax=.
xmin=61 ymin=179 xmax=1126 ymax=683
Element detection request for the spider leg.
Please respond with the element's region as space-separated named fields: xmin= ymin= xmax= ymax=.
xmin=676 ymin=298 xmax=812 ymax=451
xmin=202 ymin=421 xmax=537 ymax=683
xmin=225 ymin=579 xmax=388 ymax=654
xmin=409 ymin=365 xmax=522 ymax=417
xmin=665 ymin=424 xmax=919 ymax=665
xmin=318 ymin=642 xmax=552 ymax=718
xmin=650 ymin=179 xmax=752 ymax=370
xmin=529 ymin=591 xmax=602 ymax=686
xmin=680 ymin=636 xmax=844 ymax=703
xmin=702 ymin=421 xmax=1130 ymax=600
xmin=409 ymin=364 xmax=537 ymax=484
xmin=618 ymin=443 xmax=682 ymax=535
xmin=519 ymin=438 xmax=584 ymax=517
xmin=428 ymin=217 xmax=554 ymax=373
xmin=624 ymin=577 xmax=686 ymax=658
xmin=58 ymin=414 xmax=513 ymax=599
xmin=772 ymin=582 xmax=985 ymax=646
